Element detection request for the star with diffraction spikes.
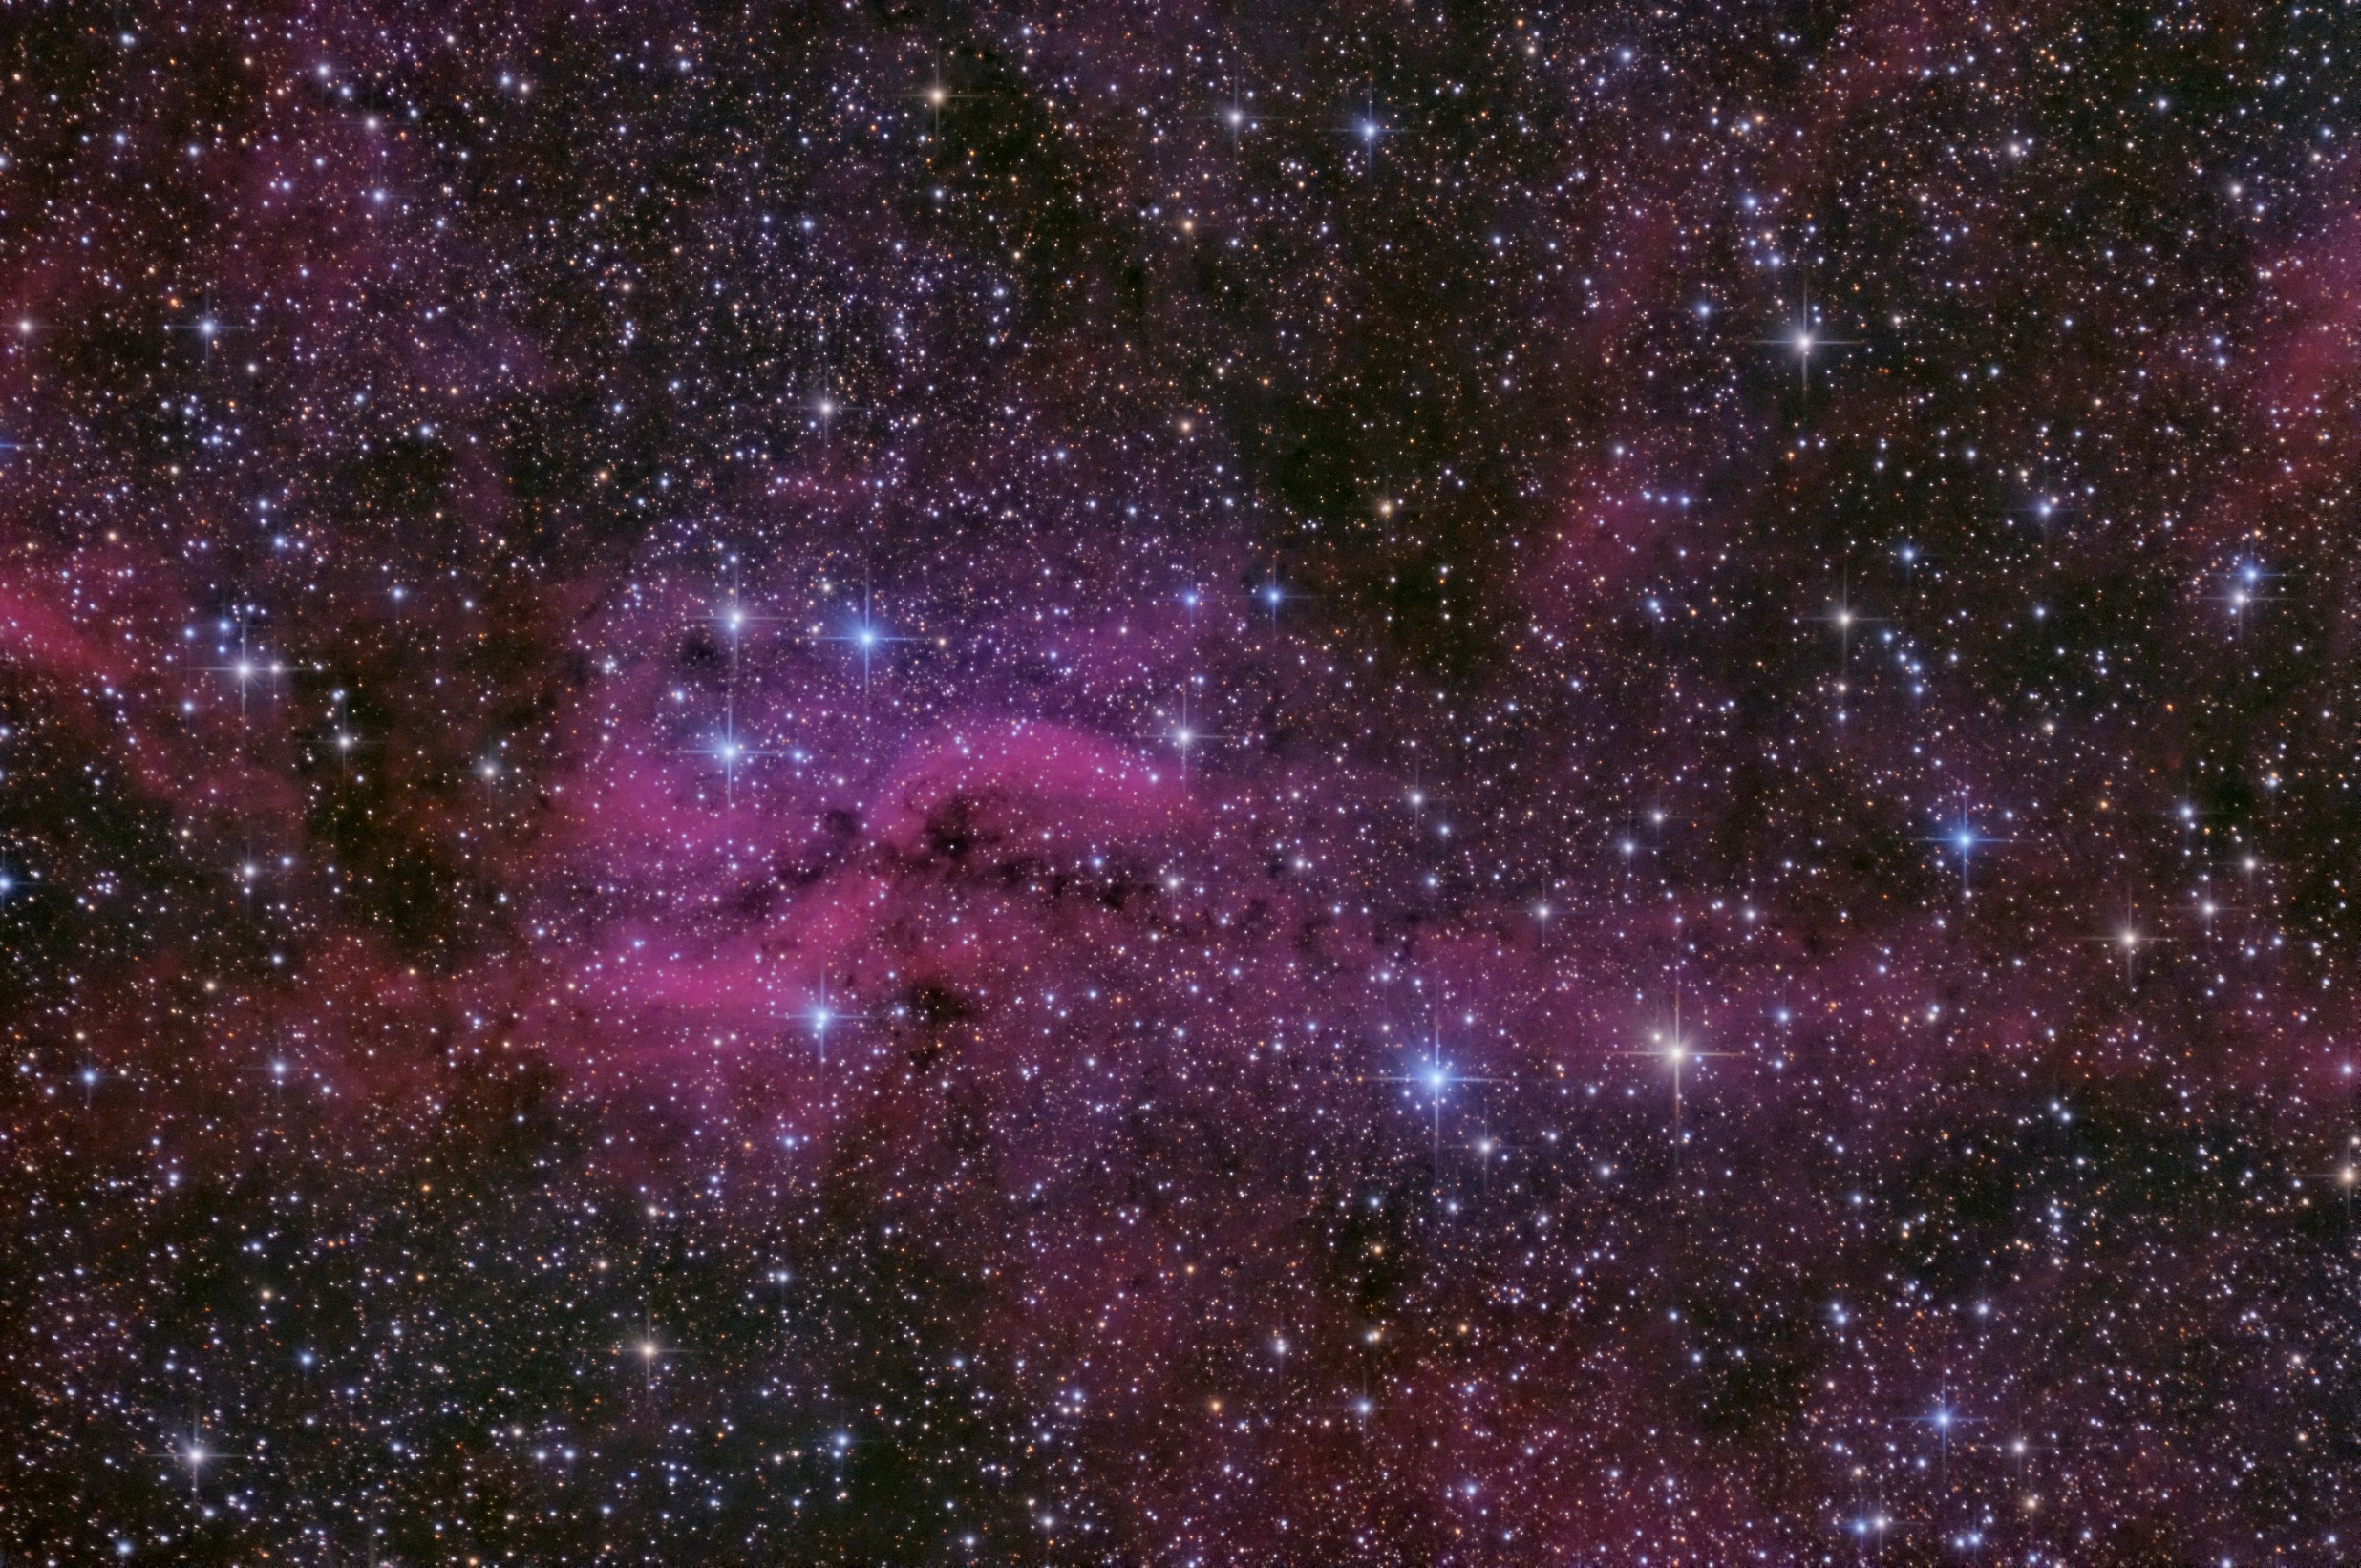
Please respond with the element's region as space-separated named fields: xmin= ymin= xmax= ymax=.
xmin=1610 ymin=985 xmax=1735 ymax=1148
xmin=1374 ymin=1017 xmax=1499 ymax=1180
xmin=819 ymin=585 xmax=921 ymax=703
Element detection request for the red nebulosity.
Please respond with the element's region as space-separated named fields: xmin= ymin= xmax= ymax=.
xmin=1 ymin=4 xmax=2357 ymax=1565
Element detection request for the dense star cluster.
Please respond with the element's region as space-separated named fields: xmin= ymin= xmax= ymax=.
xmin=3 ymin=2 xmax=2359 ymax=1562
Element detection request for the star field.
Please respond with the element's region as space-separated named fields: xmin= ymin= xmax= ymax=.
xmin=3 ymin=2 xmax=2359 ymax=1563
